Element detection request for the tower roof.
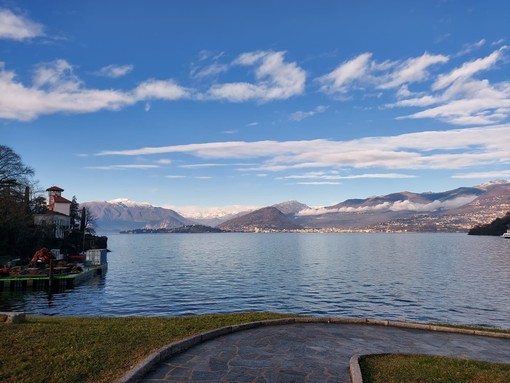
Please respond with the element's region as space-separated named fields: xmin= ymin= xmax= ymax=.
xmin=46 ymin=186 xmax=64 ymax=192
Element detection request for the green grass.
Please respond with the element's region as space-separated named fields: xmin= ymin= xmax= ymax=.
xmin=2 ymin=315 xmax=509 ymax=383
xmin=0 ymin=313 xmax=293 ymax=383
xmin=360 ymin=354 xmax=510 ymax=383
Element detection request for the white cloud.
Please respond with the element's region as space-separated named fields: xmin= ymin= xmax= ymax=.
xmin=318 ymin=53 xmax=372 ymax=94
xmin=96 ymin=124 xmax=510 ymax=172
xmin=432 ymin=47 xmax=505 ymax=91
xmin=96 ymin=64 xmax=134 ymax=78
xmin=393 ymin=47 xmax=510 ymax=125
xmin=297 ymin=195 xmax=478 ymax=216
xmin=0 ymin=8 xmax=43 ymax=40
xmin=179 ymin=163 xmax=228 ymax=169
xmin=0 ymin=61 xmax=190 ymax=121
xmin=87 ymin=164 xmax=160 ymax=170
xmin=190 ymin=62 xmax=229 ymax=79
xmin=134 ymin=79 xmax=190 ymax=100
xmin=452 ymin=170 xmax=510 ymax=179
xmin=168 ymin=204 xmax=257 ymax=219
xmin=457 ymin=39 xmax=486 ymax=56
xmin=284 ymin=172 xmax=416 ymax=180
xmin=318 ymin=51 xmax=447 ymax=95
xmin=378 ymin=52 xmax=449 ymax=89
xmin=290 ymin=105 xmax=328 ymax=121
xmin=207 ymin=51 xmax=306 ymax=102
xmin=321 ymin=47 xmax=510 ymax=126
xmin=295 ymin=182 xmax=341 ymax=185
xmin=33 ymin=60 xmax=81 ymax=91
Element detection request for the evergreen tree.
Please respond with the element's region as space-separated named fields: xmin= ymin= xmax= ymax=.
xmin=70 ymin=196 xmax=80 ymax=229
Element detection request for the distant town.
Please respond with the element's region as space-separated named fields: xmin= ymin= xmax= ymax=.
xmin=84 ymin=180 xmax=510 ymax=234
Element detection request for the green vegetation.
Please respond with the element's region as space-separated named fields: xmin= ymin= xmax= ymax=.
xmin=0 ymin=145 xmax=39 ymax=261
xmin=360 ymin=354 xmax=510 ymax=383
xmin=0 ymin=313 xmax=293 ymax=383
xmin=2 ymin=315 xmax=510 ymax=383
xmin=468 ymin=211 xmax=510 ymax=236
xmin=0 ymin=145 xmax=101 ymax=265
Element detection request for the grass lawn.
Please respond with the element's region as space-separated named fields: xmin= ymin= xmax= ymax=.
xmin=2 ymin=314 xmax=510 ymax=383
xmin=0 ymin=313 xmax=293 ymax=383
xmin=360 ymin=354 xmax=510 ymax=383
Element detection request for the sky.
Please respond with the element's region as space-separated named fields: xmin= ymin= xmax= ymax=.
xmin=1 ymin=1 xmax=510 ymax=213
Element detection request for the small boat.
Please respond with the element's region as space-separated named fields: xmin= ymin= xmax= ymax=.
xmin=502 ymin=230 xmax=510 ymax=239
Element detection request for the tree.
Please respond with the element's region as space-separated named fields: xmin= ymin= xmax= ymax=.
xmin=0 ymin=145 xmax=34 ymax=188
xmin=30 ymin=195 xmax=48 ymax=214
xmin=468 ymin=212 xmax=510 ymax=236
xmin=70 ymin=196 xmax=80 ymax=229
xmin=0 ymin=146 xmax=39 ymax=260
xmin=80 ymin=207 xmax=96 ymax=235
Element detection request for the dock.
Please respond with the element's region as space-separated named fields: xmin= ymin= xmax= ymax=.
xmin=0 ymin=264 xmax=107 ymax=292
xmin=0 ymin=249 xmax=108 ymax=292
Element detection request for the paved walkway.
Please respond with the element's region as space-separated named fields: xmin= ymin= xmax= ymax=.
xmin=136 ymin=322 xmax=510 ymax=383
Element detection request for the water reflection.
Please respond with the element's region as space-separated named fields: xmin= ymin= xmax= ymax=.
xmin=1 ymin=233 xmax=509 ymax=328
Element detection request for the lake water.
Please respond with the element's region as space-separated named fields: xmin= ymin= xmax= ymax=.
xmin=1 ymin=233 xmax=510 ymax=328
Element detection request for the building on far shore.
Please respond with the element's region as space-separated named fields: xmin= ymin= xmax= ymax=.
xmin=33 ymin=186 xmax=72 ymax=239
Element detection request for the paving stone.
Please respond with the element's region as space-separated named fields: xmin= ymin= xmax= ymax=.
xmin=137 ymin=323 xmax=510 ymax=383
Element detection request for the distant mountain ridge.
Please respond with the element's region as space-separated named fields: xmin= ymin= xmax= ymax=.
xmin=218 ymin=207 xmax=303 ymax=232
xmin=295 ymin=182 xmax=510 ymax=231
xmin=83 ymin=180 xmax=510 ymax=233
xmin=81 ymin=199 xmax=191 ymax=232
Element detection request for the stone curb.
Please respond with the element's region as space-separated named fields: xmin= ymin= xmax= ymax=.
xmin=349 ymin=355 xmax=363 ymax=383
xmin=117 ymin=316 xmax=510 ymax=383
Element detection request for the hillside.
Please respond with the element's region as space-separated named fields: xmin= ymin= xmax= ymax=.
xmin=82 ymin=180 xmax=510 ymax=233
xmin=218 ymin=207 xmax=303 ymax=232
xmin=81 ymin=199 xmax=191 ymax=232
xmin=468 ymin=212 xmax=510 ymax=236
xmin=272 ymin=200 xmax=310 ymax=216
xmin=294 ymin=181 xmax=510 ymax=231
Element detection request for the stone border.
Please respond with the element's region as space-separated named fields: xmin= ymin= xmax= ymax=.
xmin=117 ymin=316 xmax=510 ymax=383
xmin=349 ymin=354 xmax=363 ymax=383
xmin=0 ymin=311 xmax=25 ymax=324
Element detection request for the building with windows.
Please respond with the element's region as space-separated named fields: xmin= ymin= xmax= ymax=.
xmin=33 ymin=186 xmax=72 ymax=239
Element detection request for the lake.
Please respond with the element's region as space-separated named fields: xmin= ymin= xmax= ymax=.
xmin=1 ymin=233 xmax=510 ymax=328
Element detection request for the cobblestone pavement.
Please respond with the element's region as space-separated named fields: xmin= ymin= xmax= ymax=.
xmin=139 ymin=323 xmax=510 ymax=383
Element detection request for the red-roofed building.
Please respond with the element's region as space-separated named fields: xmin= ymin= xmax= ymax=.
xmin=47 ymin=186 xmax=71 ymax=216
xmin=33 ymin=186 xmax=71 ymax=238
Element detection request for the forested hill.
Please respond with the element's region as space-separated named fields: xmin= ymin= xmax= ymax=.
xmin=468 ymin=212 xmax=510 ymax=236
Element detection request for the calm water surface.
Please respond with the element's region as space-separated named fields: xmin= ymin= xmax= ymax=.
xmin=1 ymin=233 xmax=510 ymax=328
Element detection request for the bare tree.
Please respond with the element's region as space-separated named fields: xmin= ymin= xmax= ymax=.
xmin=0 ymin=145 xmax=34 ymax=187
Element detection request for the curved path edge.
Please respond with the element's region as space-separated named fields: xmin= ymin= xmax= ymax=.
xmin=117 ymin=317 xmax=510 ymax=383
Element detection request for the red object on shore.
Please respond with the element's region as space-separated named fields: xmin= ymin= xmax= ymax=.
xmin=30 ymin=248 xmax=52 ymax=265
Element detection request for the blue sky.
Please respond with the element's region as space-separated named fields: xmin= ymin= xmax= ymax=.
xmin=1 ymin=1 xmax=510 ymax=212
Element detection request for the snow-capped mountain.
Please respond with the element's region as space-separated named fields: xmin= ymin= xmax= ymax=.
xmin=170 ymin=205 xmax=258 ymax=226
xmin=81 ymin=199 xmax=191 ymax=232
xmin=82 ymin=180 xmax=510 ymax=233
xmin=272 ymin=200 xmax=310 ymax=216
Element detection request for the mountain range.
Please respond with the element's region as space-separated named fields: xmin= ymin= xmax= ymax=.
xmin=82 ymin=180 xmax=510 ymax=233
